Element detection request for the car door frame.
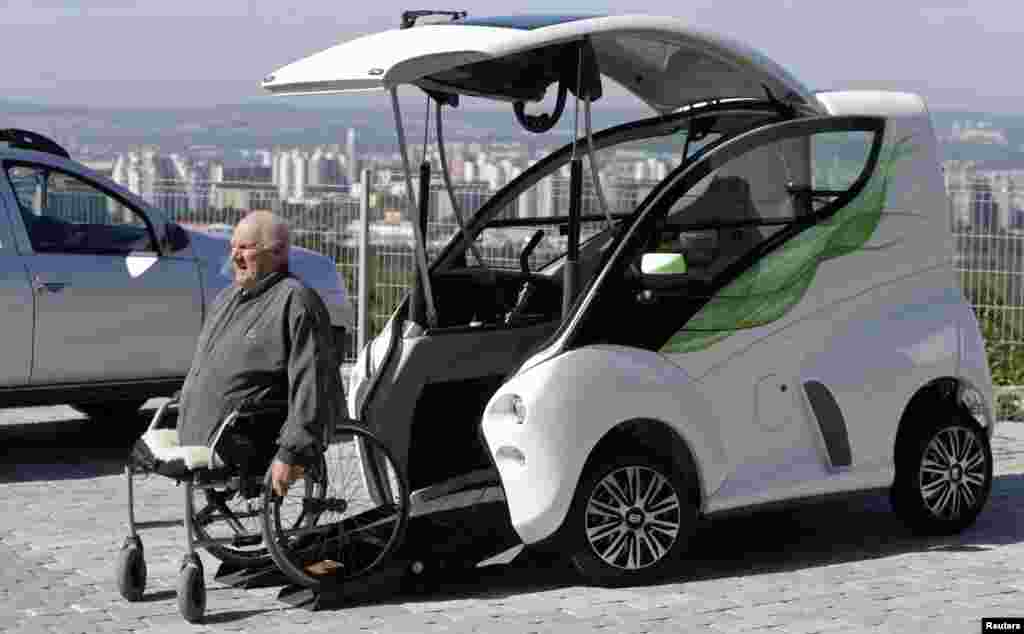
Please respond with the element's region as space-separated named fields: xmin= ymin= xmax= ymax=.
xmin=0 ymin=151 xmax=201 ymax=395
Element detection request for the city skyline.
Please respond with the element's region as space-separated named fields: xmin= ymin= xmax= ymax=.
xmin=2 ymin=1 xmax=1023 ymax=113
xmin=91 ymin=125 xmax=1024 ymax=239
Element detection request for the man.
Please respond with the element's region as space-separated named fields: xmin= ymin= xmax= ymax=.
xmin=177 ymin=211 xmax=344 ymax=497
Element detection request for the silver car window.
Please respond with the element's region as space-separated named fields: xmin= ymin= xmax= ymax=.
xmin=5 ymin=163 xmax=157 ymax=255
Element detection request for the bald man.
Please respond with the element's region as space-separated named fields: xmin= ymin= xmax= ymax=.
xmin=177 ymin=211 xmax=344 ymax=497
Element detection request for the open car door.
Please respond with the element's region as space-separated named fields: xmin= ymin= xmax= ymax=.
xmin=262 ymin=14 xmax=823 ymax=115
xmin=263 ymin=14 xmax=826 ymax=327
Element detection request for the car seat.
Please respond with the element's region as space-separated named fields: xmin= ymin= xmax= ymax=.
xmin=672 ymin=175 xmax=762 ymax=280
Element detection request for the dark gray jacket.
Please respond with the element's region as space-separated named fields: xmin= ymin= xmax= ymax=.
xmin=177 ymin=271 xmax=344 ymax=464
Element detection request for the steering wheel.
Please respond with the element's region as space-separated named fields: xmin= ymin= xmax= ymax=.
xmin=505 ymin=230 xmax=545 ymax=325
xmin=514 ymin=82 xmax=568 ymax=134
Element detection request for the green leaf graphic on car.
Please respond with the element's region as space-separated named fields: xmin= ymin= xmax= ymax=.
xmin=662 ymin=136 xmax=915 ymax=354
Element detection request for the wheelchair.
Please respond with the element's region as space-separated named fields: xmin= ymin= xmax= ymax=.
xmin=116 ymin=397 xmax=409 ymax=623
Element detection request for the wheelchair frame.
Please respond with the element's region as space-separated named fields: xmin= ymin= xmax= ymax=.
xmin=117 ymin=397 xmax=410 ymax=623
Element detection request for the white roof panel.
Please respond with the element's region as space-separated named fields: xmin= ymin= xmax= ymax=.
xmin=262 ymin=15 xmax=821 ymax=113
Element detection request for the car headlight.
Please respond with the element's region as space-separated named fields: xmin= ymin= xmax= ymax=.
xmin=486 ymin=393 xmax=527 ymax=426
xmin=959 ymin=384 xmax=990 ymax=427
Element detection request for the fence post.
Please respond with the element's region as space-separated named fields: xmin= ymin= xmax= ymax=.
xmin=357 ymin=168 xmax=371 ymax=352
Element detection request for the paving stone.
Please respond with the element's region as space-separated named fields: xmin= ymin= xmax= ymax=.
xmin=3 ymin=410 xmax=1024 ymax=633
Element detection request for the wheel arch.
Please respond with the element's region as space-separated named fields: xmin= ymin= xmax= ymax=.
xmin=533 ymin=416 xmax=706 ymax=560
xmin=893 ymin=376 xmax=981 ymax=471
xmin=582 ymin=417 xmax=705 ymax=512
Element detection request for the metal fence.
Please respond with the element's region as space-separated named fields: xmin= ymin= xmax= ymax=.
xmin=950 ymin=188 xmax=1024 ymax=400
xmin=154 ymin=179 xmax=1024 ymax=379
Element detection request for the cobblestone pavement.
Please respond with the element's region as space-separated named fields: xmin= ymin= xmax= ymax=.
xmin=1 ymin=403 xmax=1022 ymax=634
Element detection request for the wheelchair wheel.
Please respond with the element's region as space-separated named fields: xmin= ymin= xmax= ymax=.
xmin=116 ymin=536 xmax=146 ymax=601
xmin=190 ymin=484 xmax=271 ymax=568
xmin=177 ymin=553 xmax=206 ymax=623
xmin=262 ymin=424 xmax=409 ymax=589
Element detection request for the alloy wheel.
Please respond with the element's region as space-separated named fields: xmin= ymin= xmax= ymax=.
xmin=584 ymin=465 xmax=681 ymax=570
xmin=918 ymin=425 xmax=989 ymax=520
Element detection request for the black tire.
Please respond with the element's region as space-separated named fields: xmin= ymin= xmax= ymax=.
xmin=177 ymin=555 xmax=206 ymax=624
xmin=262 ymin=425 xmax=409 ymax=590
xmin=568 ymin=453 xmax=697 ymax=587
xmin=115 ymin=538 xmax=146 ymax=602
xmin=191 ymin=486 xmax=271 ymax=569
xmin=891 ymin=412 xmax=993 ymax=535
xmin=71 ymin=400 xmax=147 ymax=423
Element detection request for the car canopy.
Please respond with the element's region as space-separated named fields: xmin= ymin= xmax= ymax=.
xmin=262 ymin=14 xmax=823 ymax=114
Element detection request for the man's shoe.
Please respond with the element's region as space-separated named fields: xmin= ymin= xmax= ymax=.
xmin=304 ymin=560 xmax=342 ymax=576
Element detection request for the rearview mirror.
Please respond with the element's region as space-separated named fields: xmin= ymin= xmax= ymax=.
xmin=640 ymin=252 xmax=688 ymax=275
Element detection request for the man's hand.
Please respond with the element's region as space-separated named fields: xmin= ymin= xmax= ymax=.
xmin=270 ymin=459 xmax=306 ymax=497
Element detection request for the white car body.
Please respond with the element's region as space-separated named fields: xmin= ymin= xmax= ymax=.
xmin=268 ymin=13 xmax=994 ymax=580
xmin=482 ymin=90 xmax=993 ymax=544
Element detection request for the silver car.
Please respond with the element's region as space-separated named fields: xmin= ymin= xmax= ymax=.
xmin=0 ymin=129 xmax=353 ymax=422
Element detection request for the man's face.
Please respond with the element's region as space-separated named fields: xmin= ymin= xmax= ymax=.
xmin=229 ymin=225 xmax=281 ymax=289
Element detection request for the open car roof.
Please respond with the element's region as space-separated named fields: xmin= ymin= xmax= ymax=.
xmin=262 ymin=14 xmax=823 ymax=114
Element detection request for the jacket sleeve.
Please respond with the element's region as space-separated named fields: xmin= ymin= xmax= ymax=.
xmin=275 ymin=290 xmax=332 ymax=464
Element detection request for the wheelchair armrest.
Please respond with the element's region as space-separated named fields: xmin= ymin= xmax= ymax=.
xmin=143 ymin=399 xmax=180 ymax=434
xmin=206 ymin=399 xmax=289 ymax=454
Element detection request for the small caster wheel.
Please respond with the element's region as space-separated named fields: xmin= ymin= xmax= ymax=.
xmin=177 ymin=553 xmax=206 ymax=623
xmin=116 ymin=536 xmax=146 ymax=602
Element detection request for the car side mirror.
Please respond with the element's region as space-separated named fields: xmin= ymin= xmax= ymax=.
xmin=640 ymin=252 xmax=687 ymax=275
xmin=165 ymin=222 xmax=190 ymax=252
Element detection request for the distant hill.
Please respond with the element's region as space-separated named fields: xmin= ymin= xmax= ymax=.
xmin=929 ymin=110 xmax=1024 ymax=165
xmin=0 ymin=98 xmax=651 ymax=155
xmin=3 ymin=98 xmax=1024 ymax=165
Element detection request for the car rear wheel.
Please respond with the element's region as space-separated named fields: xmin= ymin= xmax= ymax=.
xmin=891 ymin=412 xmax=992 ymax=535
xmin=568 ymin=453 xmax=696 ymax=586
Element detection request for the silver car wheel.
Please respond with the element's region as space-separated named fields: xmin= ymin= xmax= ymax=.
xmin=919 ymin=426 xmax=989 ymax=520
xmin=585 ymin=465 xmax=681 ymax=571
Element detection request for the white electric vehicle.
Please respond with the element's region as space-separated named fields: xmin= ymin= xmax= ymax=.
xmin=264 ymin=12 xmax=995 ymax=586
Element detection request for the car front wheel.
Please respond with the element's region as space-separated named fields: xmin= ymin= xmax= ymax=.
xmin=568 ymin=453 xmax=696 ymax=586
xmin=891 ymin=412 xmax=993 ymax=535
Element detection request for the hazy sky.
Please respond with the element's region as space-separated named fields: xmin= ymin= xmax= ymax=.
xmin=1 ymin=0 xmax=1019 ymax=112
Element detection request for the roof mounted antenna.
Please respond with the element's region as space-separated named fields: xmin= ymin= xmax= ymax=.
xmin=0 ymin=128 xmax=70 ymax=159
xmin=401 ymin=10 xmax=467 ymax=29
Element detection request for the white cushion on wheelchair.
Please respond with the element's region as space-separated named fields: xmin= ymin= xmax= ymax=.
xmin=140 ymin=429 xmax=217 ymax=471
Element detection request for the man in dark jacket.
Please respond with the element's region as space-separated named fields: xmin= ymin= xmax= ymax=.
xmin=177 ymin=211 xmax=344 ymax=497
